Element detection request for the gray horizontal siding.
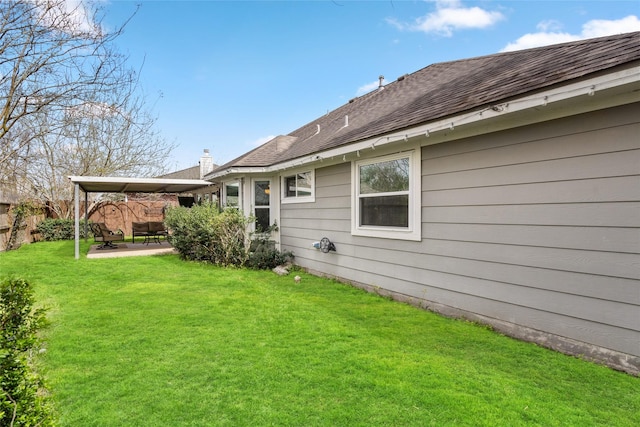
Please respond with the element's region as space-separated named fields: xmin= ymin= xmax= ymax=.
xmin=424 ymin=176 xmax=638 ymax=205
xmin=423 ymin=223 xmax=639 ymax=253
xmin=424 ymin=151 xmax=639 ymax=191
xmin=423 ymin=111 xmax=640 ymax=167
xmin=280 ymin=103 xmax=640 ymax=363
xmin=280 ymin=207 xmax=349 ymax=220
xmin=423 ymin=203 xmax=640 ymax=227
xmin=283 ymin=228 xmax=639 ymax=304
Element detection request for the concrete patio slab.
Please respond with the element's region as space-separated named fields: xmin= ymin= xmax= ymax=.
xmin=87 ymin=241 xmax=178 ymax=259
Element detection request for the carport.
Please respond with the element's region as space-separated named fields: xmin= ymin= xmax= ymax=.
xmin=69 ymin=176 xmax=212 ymax=259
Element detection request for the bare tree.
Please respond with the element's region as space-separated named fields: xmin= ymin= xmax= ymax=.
xmin=0 ymin=0 xmax=175 ymax=218
xmin=1 ymin=0 xmax=122 ymax=165
xmin=25 ymin=80 xmax=174 ymax=219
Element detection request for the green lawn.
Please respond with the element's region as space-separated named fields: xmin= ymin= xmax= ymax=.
xmin=1 ymin=241 xmax=638 ymax=426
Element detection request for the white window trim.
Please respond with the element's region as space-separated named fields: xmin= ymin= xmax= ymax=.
xmin=351 ymin=148 xmax=421 ymax=241
xmin=280 ymin=169 xmax=315 ymax=204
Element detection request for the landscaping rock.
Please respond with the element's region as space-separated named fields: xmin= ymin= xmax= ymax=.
xmin=272 ymin=265 xmax=290 ymax=276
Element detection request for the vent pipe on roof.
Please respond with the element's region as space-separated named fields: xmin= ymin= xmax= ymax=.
xmin=378 ymin=75 xmax=384 ymax=88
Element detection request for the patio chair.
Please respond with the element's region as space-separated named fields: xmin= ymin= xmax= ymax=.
xmin=90 ymin=223 xmax=125 ymax=249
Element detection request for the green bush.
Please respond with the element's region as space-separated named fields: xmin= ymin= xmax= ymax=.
xmin=0 ymin=277 xmax=53 ymax=426
xmin=165 ymin=204 xmax=252 ymax=266
xmin=165 ymin=204 xmax=293 ymax=269
xmin=36 ymin=218 xmax=89 ymax=241
xmin=246 ymin=237 xmax=294 ymax=270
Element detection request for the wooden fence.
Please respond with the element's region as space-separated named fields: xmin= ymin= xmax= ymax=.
xmin=88 ymin=199 xmax=180 ymax=237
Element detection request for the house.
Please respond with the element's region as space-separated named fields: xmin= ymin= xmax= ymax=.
xmin=159 ymin=149 xmax=219 ymax=206
xmin=205 ymin=32 xmax=640 ymax=374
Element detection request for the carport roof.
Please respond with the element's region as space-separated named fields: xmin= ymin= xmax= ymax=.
xmin=68 ymin=176 xmax=212 ymax=193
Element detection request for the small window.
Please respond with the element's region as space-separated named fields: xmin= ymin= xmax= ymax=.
xmin=253 ymin=180 xmax=271 ymax=232
xmin=224 ymin=181 xmax=240 ymax=208
xmin=352 ymin=150 xmax=421 ymax=241
xmin=281 ymin=170 xmax=314 ymax=204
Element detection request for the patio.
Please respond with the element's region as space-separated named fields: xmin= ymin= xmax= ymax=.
xmin=68 ymin=175 xmax=212 ymax=259
xmin=87 ymin=240 xmax=177 ymax=259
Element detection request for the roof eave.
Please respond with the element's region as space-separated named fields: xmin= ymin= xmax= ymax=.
xmin=204 ymin=167 xmax=270 ymax=181
xmin=68 ymin=176 xmax=213 ymax=193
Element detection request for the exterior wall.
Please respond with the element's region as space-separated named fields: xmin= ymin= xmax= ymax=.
xmin=280 ymin=103 xmax=640 ymax=374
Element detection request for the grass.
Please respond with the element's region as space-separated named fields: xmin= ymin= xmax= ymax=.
xmin=0 ymin=240 xmax=638 ymax=426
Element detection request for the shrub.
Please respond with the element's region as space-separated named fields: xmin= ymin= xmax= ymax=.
xmin=246 ymin=237 xmax=294 ymax=270
xmin=36 ymin=218 xmax=89 ymax=241
xmin=164 ymin=204 xmax=215 ymax=261
xmin=165 ymin=204 xmax=252 ymax=266
xmin=0 ymin=277 xmax=53 ymax=426
xmin=165 ymin=204 xmax=293 ymax=269
xmin=214 ymin=208 xmax=253 ymax=266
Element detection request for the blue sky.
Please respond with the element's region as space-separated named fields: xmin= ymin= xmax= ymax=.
xmin=98 ymin=0 xmax=640 ymax=171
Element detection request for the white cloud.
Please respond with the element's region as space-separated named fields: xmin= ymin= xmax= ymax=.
xmin=251 ymin=135 xmax=276 ymax=147
xmin=356 ymin=78 xmax=386 ymax=96
xmin=582 ymin=15 xmax=640 ymax=37
xmin=501 ymin=15 xmax=640 ymax=52
xmin=501 ymin=32 xmax=580 ymax=52
xmin=536 ymin=20 xmax=563 ymax=33
xmin=389 ymin=0 xmax=504 ymax=37
xmin=37 ymin=0 xmax=103 ymax=37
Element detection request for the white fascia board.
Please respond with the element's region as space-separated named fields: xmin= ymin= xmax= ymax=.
xmin=68 ymin=176 xmax=211 ymax=186
xmin=212 ymin=64 xmax=640 ymax=177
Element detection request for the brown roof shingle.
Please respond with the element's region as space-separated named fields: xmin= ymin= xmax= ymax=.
xmin=214 ymin=32 xmax=640 ymax=173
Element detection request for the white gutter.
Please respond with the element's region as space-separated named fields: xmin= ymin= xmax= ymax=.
xmin=207 ymin=65 xmax=640 ymax=179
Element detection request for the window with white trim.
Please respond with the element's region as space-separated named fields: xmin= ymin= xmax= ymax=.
xmin=352 ymin=150 xmax=421 ymax=241
xmin=223 ymin=181 xmax=241 ymax=208
xmin=281 ymin=170 xmax=315 ymax=204
xmin=253 ymin=179 xmax=271 ymax=232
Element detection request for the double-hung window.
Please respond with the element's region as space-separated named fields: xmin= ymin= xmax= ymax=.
xmin=281 ymin=170 xmax=314 ymax=204
xmin=352 ymin=149 xmax=421 ymax=241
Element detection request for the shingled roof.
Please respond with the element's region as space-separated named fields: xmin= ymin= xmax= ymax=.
xmin=212 ymin=32 xmax=640 ymax=173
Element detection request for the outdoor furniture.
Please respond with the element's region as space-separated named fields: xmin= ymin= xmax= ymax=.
xmin=132 ymin=221 xmax=168 ymax=244
xmin=90 ymin=223 xmax=124 ymax=249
